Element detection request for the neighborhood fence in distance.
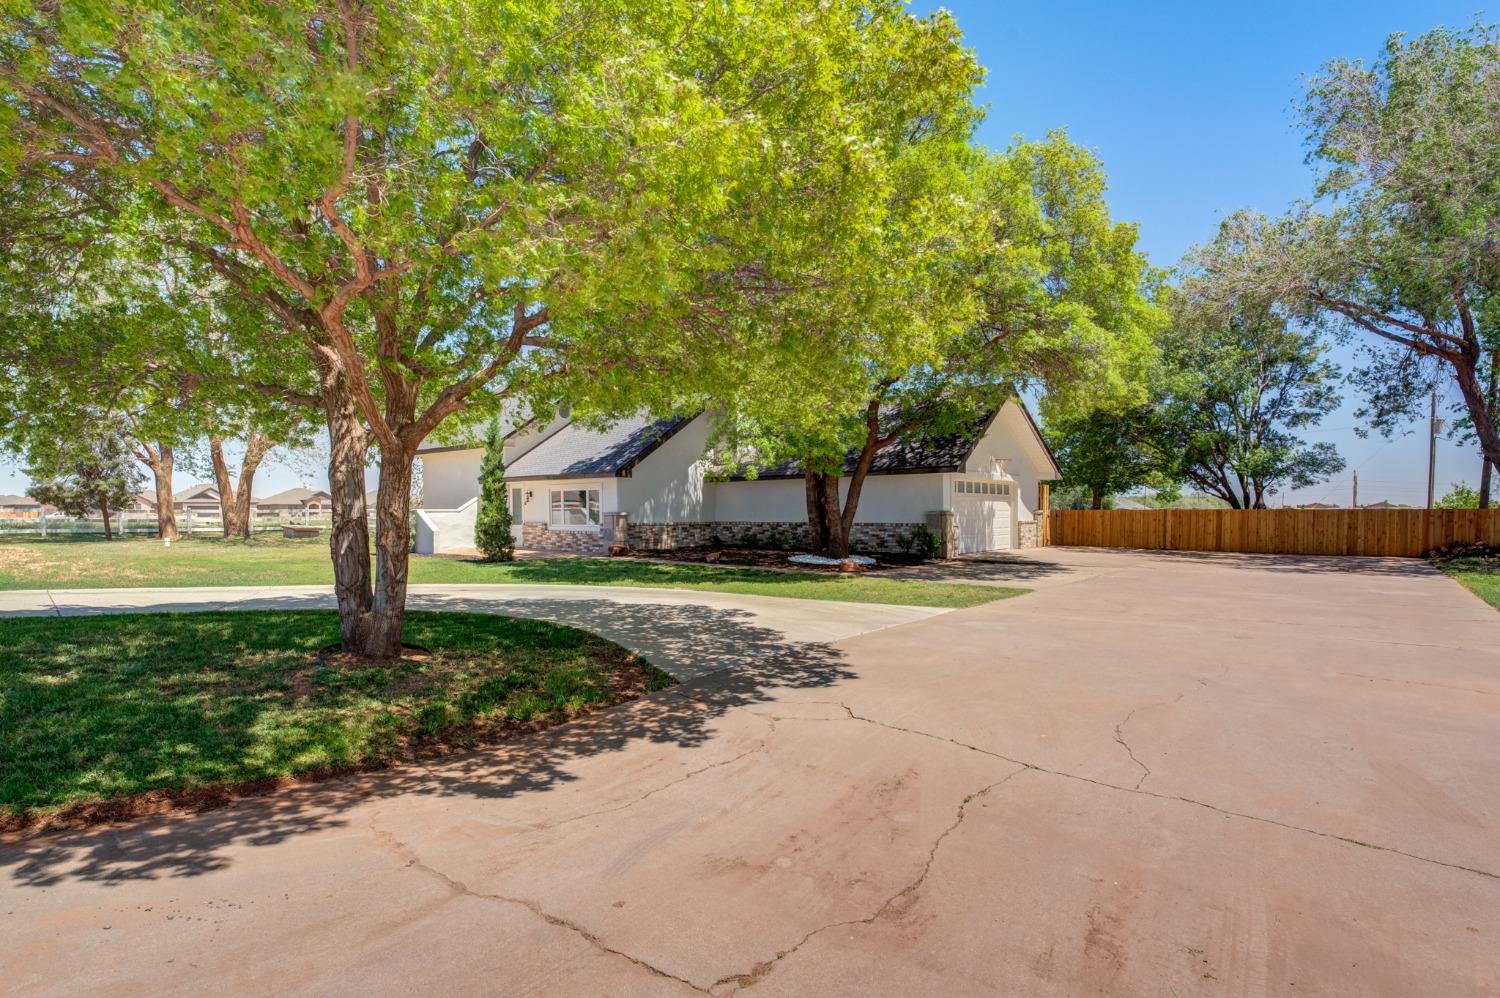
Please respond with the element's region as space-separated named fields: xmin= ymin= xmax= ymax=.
xmin=1047 ymin=507 xmax=1500 ymax=558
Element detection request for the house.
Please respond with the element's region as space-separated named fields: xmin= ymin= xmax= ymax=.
xmin=259 ymin=487 xmax=333 ymax=514
xmin=414 ymin=400 xmax=1059 ymax=557
xmin=0 ymin=494 xmax=53 ymax=515
xmin=173 ymin=484 xmax=224 ymax=514
xmin=128 ymin=492 xmax=159 ymax=512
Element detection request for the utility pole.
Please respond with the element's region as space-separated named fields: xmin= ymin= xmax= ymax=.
xmin=1426 ymin=390 xmax=1440 ymax=509
xmin=1352 ymin=470 xmax=1358 ymax=509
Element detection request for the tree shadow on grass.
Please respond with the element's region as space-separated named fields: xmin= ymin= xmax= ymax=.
xmin=0 ymin=597 xmax=853 ymax=889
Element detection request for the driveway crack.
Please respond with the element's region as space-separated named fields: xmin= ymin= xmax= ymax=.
xmin=709 ymin=766 xmax=1027 ymax=993
xmin=829 ymin=701 xmax=1499 ymax=883
xmin=539 ymin=717 xmax=776 ymax=830
xmin=1113 ymin=670 xmax=1223 ymax=790
xmin=366 ymin=812 xmax=710 ymax=993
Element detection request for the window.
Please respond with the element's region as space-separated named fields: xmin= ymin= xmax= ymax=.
xmin=549 ymin=488 xmax=601 ymax=528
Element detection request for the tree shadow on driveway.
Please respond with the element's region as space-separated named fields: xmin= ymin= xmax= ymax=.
xmin=0 ymin=597 xmax=853 ymax=890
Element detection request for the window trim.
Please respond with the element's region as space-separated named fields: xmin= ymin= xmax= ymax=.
xmin=547 ymin=484 xmax=604 ymax=530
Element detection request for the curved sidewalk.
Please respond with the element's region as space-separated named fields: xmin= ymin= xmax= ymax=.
xmin=0 ymin=583 xmax=951 ymax=681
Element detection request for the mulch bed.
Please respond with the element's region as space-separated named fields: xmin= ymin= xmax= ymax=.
xmin=629 ymin=545 xmax=930 ymax=572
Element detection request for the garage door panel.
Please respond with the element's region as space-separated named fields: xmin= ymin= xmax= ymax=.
xmin=954 ymin=480 xmax=1013 ymax=554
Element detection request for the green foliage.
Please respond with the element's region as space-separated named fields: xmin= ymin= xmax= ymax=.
xmin=25 ymin=431 xmax=144 ymax=525
xmin=907 ymin=524 xmax=941 ymax=559
xmin=473 ymin=418 xmax=514 ymax=562
xmin=711 ymin=132 xmax=1165 ymax=554
xmin=1148 ymin=291 xmax=1345 ymax=508
xmin=0 ymin=0 xmax=988 ymax=643
xmin=1436 ymin=482 xmax=1482 ymax=509
xmin=1189 ymin=22 xmax=1500 ymax=470
xmin=1047 ymin=405 xmax=1175 ymax=509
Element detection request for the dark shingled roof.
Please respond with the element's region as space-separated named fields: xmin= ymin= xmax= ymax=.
xmin=504 ymin=415 xmax=690 ymax=480
xmin=734 ymin=409 xmax=998 ymax=480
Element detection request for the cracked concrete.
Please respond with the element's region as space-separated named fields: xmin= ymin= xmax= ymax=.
xmin=3 ymin=547 xmax=1500 ymax=995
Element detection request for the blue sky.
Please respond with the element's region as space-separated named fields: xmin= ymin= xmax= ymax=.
xmin=1 ymin=2 xmax=1491 ymax=504
xmin=915 ymin=0 xmax=1492 ymax=505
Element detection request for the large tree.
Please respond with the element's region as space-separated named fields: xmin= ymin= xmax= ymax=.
xmin=1150 ymin=295 xmax=1344 ymax=509
xmin=1195 ymin=23 xmax=1500 ymax=482
xmin=1047 ymin=404 xmax=1174 ymax=509
xmin=25 ymin=430 xmax=143 ymax=539
xmin=0 ymin=244 xmax=312 ymax=539
xmin=721 ymin=134 xmax=1164 ymax=556
xmin=1 ymin=1 xmax=981 ymax=654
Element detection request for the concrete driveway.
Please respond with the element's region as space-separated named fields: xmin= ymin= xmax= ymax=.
xmin=3 ymin=549 xmax=1499 ymax=995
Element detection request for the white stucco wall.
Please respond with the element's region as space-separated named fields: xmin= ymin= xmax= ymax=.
xmin=418 ymin=412 xmax=572 ymax=511
xmin=413 ymin=498 xmax=478 ymax=554
xmin=710 ymin=473 xmax=945 ymax=523
xmin=420 ymin=449 xmax=483 ymax=510
xmin=962 ymin=400 xmax=1059 ymax=522
xmin=615 ymin=416 xmax=716 ymax=523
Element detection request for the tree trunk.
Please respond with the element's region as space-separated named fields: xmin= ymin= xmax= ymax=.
xmin=818 ymin=472 xmax=850 ymax=558
xmin=318 ymin=365 xmax=376 ymax=654
xmin=100 ymin=501 xmax=113 ymax=541
xmin=1090 ymin=487 xmax=1105 ymax=510
xmin=211 ymin=431 xmax=275 ymax=538
xmin=233 ymin=431 xmax=273 ymax=537
xmin=365 ymin=447 xmax=415 ymax=658
xmin=152 ymin=444 xmax=179 ymax=540
xmin=804 ymin=471 xmax=831 ymax=554
xmin=208 ymin=438 xmax=246 ymax=538
xmin=1482 ymin=351 xmax=1498 ymax=510
xmin=1451 ymin=354 xmax=1500 ymax=475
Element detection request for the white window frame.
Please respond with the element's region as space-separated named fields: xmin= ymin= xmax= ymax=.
xmin=548 ymin=484 xmax=603 ymax=530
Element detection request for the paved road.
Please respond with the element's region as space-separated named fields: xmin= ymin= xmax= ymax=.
xmin=3 ymin=550 xmax=1499 ymax=995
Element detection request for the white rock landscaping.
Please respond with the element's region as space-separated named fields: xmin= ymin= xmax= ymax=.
xmin=787 ymin=553 xmax=877 ymax=567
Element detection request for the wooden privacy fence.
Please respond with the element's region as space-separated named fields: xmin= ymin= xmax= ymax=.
xmin=1047 ymin=507 xmax=1500 ymax=558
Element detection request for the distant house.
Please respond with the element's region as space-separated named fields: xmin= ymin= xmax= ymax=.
xmin=0 ymin=494 xmax=52 ymax=515
xmin=1361 ymin=500 xmax=1411 ymax=509
xmin=173 ymin=484 xmax=224 ymax=514
xmin=1296 ymin=501 xmax=1341 ymax=510
xmin=128 ymin=492 xmax=159 ymax=512
xmin=259 ymin=487 xmax=333 ymax=514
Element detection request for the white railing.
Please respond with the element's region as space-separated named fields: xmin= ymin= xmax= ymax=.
xmin=0 ymin=509 xmax=359 ymax=538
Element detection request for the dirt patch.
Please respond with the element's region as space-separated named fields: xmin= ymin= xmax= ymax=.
xmin=0 ymin=655 xmax=673 ymax=839
xmin=315 ymin=642 xmax=433 ymax=666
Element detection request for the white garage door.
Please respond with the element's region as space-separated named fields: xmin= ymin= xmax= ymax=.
xmin=954 ymin=479 xmax=1013 ymax=554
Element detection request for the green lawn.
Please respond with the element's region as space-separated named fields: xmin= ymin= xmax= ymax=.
xmin=1437 ymin=556 xmax=1500 ymax=610
xmin=0 ymin=610 xmax=672 ymax=824
xmin=0 ymin=535 xmax=1021 ymax=608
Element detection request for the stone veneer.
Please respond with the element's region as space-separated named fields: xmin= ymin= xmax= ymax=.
xmin=625 ymin=521 xmax=926 ymax=555
xmin=521 ymin=521 xmax=609 ymax=553
xmin=522 ymin=517 xmax=1045 ymax=556
xmin=1017 ymin=520 xmax=1042 ymax=550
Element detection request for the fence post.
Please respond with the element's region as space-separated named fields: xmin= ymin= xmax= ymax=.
xmin=1038 ymin=483 xmax=1051 ymax=546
